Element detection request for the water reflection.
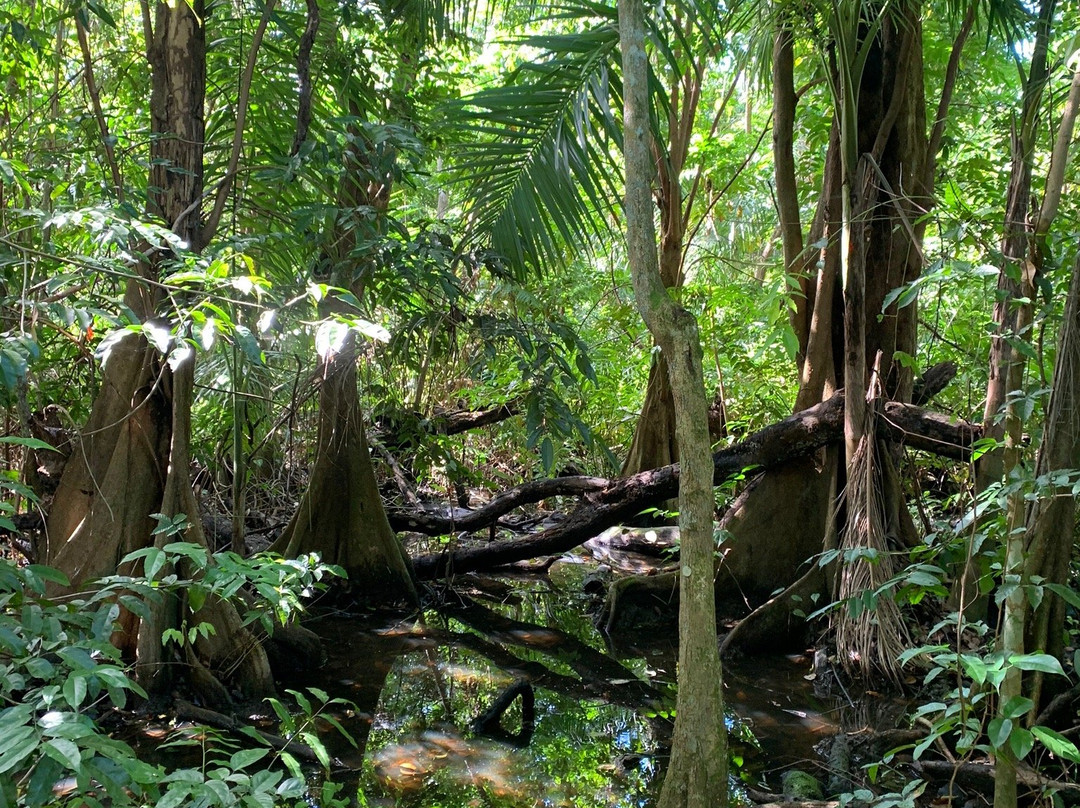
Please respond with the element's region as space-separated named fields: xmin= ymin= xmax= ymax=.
xmin=280 ymin=565 xmax=900 ymax=806
xmin=298 ymin=611 xmax=659 ymax=806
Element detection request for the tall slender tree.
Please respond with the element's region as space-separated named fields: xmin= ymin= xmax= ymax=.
xmin=619 ymin=0 xmax=727 ymax=804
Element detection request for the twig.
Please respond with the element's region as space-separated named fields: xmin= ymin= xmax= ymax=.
xmin=200 ymin=0 xmax=280 ymax=245
xmin=75 ymin=19 xmax=124 ymax=201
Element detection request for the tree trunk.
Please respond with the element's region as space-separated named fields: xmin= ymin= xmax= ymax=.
xmin=44 ymin=0 xmax=274 ymax=704
xmin=271 ymin=335 xmax=417 ymax=602
xmin=620 ymin=2 xmax=727 ymax=805
xmin=270 ymin=84 xmax=418 ymax=603
xmin=620 ymin=354 xmax=678 ymax=476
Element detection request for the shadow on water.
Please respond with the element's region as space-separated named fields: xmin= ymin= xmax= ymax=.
xmin=267 ymin=556 xmax=908 ymax=806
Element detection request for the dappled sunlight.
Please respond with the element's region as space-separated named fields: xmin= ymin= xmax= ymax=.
xmin=372 ymin=729 xmax=527 ymax=800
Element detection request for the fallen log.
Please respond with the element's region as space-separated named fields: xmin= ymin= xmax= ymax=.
xmin=913 ymin=760 xmax=1080 ymax=804
xmin=412 ymin=392 xmax=980 ymax=578
xmin=434 ymin=401 xmax=520 ymax=434
xmin=377 ymin=401 xmax=520 ymax=448
xmin=389 ymin=475 xmax=609 ymax=535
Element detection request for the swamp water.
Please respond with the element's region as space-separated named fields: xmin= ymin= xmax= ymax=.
xmin=256 ymin=553 xmax=909 ymax=807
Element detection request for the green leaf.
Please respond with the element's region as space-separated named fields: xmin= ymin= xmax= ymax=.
xmin=540 ymin=436 xmax=555 ymax=473
xmin=63 ymin=674 xmax=87 ymax=709
xmin=233 ymin=325 xmax=266 ymax=366
xmin=24 ymin=754 xmax=63 ymax=808
xmin=229 ymin=748 xmax=269 ymax=769
xmin=300 ymin=730 xmax=331 ymax=769
xmin=1032 ymin=726 xmax=1080 ymax=763
xmin=0 ymin=725 xmax=37 ymax=774
xmin=24 ymin=656 xmax=55 ymax=679
xmin=42 ymin=737 xmax=81 ymax=770
xmin=57 ymin=646 xmax=95 ymax=671
xmin=1010 ymin=653 xmax=1065 ymax=675
xmin=142 ymin=547 xmax=166 ymax=581
xmin=187 ymin=587 xmax=207 ymax=613
xmin=988 ymin=717 xmax=1012 ymax=749
xmin=159 ymin=784 xmax=194 ymax=808
xmin=1000 ymin=695 xmax=1033 ymax=720
xmin=1045 ymin=582 xmax=1080 ymax=610
xmin=0 ymin=437 xmax=58 ymax=452
xmin=279 ymin=750 xmax=303 ymax=781
xmin=447 ymin=24 xmax=623 ymax=277
xmin=1009 ymin=727 xmax=1033 ymax=760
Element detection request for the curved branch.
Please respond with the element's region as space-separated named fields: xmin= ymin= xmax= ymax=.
xmin=200 ymin=0 xmax=279 ymax=247
xmin=75 ymin=19 xmax=124 ymax=202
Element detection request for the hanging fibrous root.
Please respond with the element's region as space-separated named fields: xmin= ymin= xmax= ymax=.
xmin=834 ymin=357 xmax=912 ymax=687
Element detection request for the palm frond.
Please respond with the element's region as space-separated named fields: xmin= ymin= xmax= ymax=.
xmin=446 ymin=21 xmax=624 ymax=276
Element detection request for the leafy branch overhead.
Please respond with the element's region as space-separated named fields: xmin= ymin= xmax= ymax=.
xmin=447 ymin=19 xmax=625 ymax=276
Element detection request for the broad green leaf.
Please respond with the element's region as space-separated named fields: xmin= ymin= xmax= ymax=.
xmin=62 ymin=674 xmax=87 ymax=709
xmin=42 ymin=737 xmax=81 ymax=770
xmin=988 ymin=717 xmax=1012 ymax=749
xmin=1000 ymin=695 xmax=1033 ymax=720
xmin=229 ymin=748 xmax=269 ymax=769
xmin=1009 ymin=653 xmax=1064 ymax=675
xmin=0 ymin=725 xmax=37 ymax=774
xmin=1032 ymin=726 xmax=1080 ymax=763
xmin=1009 ymin=727 xmax=1033 ymax=760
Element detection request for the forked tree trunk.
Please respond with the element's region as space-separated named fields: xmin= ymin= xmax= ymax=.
xmin=44 ymin=0 xmax=274 ymax=703
xmin=271 ymin=335 xmax=417 ymax=603
xmin=620 ymin=0 xmax=727 ymax=805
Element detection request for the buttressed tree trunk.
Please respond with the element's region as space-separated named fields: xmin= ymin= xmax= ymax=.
xmin=271 ymin=98 xmax=417 ymax=604
xmin=45 ymin=0 xmax=274 ymax=702
xmin=620 ymin=0 xmax=727 ymax=805
xmin=270 ymin=334 xmax=417 ymax=601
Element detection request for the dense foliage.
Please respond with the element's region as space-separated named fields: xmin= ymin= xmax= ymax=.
xmin=2 ymin=0 xmax=1080 ymax=804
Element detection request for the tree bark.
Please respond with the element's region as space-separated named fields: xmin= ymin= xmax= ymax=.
xmin=270 ymin=336 xmax=417 ymax=602
xmin=619 ymin=1 xmax=727 ymax=805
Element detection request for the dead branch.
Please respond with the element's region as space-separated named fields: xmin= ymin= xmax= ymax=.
xmin=411 ymin=392 xmax=981 ymax=578
xmin=389 ymin=475 xmax=608 ymax=535
xmin=174 ymin=699 xmax=324 ymax=764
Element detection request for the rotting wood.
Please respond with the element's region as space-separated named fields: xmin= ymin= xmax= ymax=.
xmin=411 ymin=393 xmax=980 ymax=578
